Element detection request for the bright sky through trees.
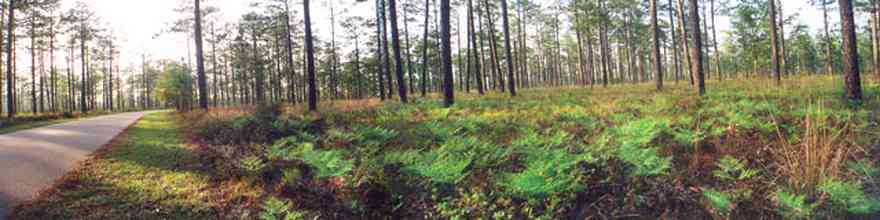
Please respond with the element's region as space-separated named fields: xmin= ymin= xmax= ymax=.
xmin=47 ymin=0 xmax=831 ymax=72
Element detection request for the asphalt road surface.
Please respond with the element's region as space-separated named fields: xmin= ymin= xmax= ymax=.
xmin=0 ymin=111 xmax=148 ymax=219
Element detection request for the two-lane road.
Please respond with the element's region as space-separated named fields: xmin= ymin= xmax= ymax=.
xmin=0 ymin=112 xmax=149 ymax=219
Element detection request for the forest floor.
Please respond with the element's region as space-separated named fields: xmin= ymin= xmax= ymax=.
xmin=10 ymin=75 xmax=880 ymax=220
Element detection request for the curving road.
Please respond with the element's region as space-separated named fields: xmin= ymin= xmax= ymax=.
xmin=0 ymin=111 xmax=149 ymax=219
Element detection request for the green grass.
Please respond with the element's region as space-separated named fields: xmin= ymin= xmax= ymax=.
xmin=0 ymin=118 xmax=75 ymax=134
xmin=11 ymin=113 xmax=221 ymax=219
xmin=0 ymin=111 xmax=118 ymax=134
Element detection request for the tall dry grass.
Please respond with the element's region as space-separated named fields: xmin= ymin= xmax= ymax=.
xmin=773 ymin=104 xmax=851 ymax=193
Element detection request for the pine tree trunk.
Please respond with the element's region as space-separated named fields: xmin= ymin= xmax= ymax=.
xmin=839 ymin=0 xmax=863 ymax=102
xmin=688 ymin=0 xmax=705 ymax=95
xmin=769 ymin=0 xmax=781 ymax=85
xmin=651 ymin=0 xmax=662 ymax=90
xmin=304 ymin=0 xmax=317 ymax=111
xmin=389 ymin=0 xmax=409 ymax=103
xmin=440 ymin=0 xmax=453 ymax=107
xmin=500 ymin=0 xmax=515 ymax=96
xmin=194 ymin=0 xmax=208 ymax=109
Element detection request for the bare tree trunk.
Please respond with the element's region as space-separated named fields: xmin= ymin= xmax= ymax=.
xmin=420 ymin=0 xmax=430 ymax=96
xmin=711 ymin=0 xmax=721 ymax=79
xmin=389 ymin=0 xmax=409 ymax=103
xmin=778 ymin=0 xmax=786 ymax=76
xmin=677 ymin=0 xmax=693 ymax=85
xmin=651 ymin=0 xmax=662 ymax=90
xmin=823 ymin=0 xmax=833 ymax=75
xmin=194 ymin=0 xmax=207 ymax=109
xmin=769 ymin=0 xmax=781 ymax=85
xmin=468 ymin=0 xmax=484 ymax=94
xmin=501 ymin=0 xmax=515 ymax=96
xmin=304 ymin=0 xmax=317 ymax=111
xmin=440 ymin=0 xmax=453 ymax=107
xmin=669 ymin=0 xmax=680 ymax=83
xmin=839 ymin=0 xmax=862 ymax=102
xmin=688 ymin=0 xmax=704 ymax=95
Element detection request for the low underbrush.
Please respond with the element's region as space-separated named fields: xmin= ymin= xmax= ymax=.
xmin=184 ymin=76 xmax=880 ymax=219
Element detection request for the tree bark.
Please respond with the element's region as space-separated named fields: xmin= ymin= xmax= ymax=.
xmin=440 ymin=0 xmax=453 ymax=107
xmin=501 ymin=0 xmax=515 ymax=96
xmin=651 ymin=0 xmax=662 ymax=90
xmin=389 ymin=0 xmax=408 ymax=103
xmin=304 ymin=0 xmax=317 ymax=111
xmin=769 ymin=0 xmax=781 ymax=85
xmin=194 ymin=0 xmax=207 ymax=109
xmin=688 ymin=0 xmax=705 ymax=95
xmin=839 ymin=0 xmax=862 ymax=102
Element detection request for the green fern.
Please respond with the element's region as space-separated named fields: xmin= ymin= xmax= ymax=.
xmin=260 ymin=197 xmax=305 ymax=220
xmin=613 ymin=119 xmax=672 ymax=176
xmin=498 ymin=149 xmax=583 ymax=199
xmin=293 ymin=143 xmax=353 ymax=178
xmin=713 ymin=156 xmax=758 ymax=181
xmin=818 ymin=179 xmax=880 ymax=214
xmin=702 ymin=188 xmax=734 ymax=216
xmin=239 ymin=155 xmax=266 ymax=176
xmin=774 ymin=189 xmax=815 ymax=220
xmin=403 ymin=152 xmax=472 ymax=184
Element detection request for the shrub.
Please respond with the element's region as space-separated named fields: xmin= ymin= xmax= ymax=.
xmin=818 ymin=179 xmax=880 ymax=214
xmin=498 ymin=149 xmax=583 ymax=199
xmin=774 ymin=189 xmax=815 ymax=220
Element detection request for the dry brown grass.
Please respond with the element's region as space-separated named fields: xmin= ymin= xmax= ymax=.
xmin=773 ymin=105 xmax=852 ymax=193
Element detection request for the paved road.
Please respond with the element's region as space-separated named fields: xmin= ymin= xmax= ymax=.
xmin=0 ymin=112 xmax=149 ymax=219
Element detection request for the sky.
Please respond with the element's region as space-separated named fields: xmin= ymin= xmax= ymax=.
xmin=52 ymin=0 xmax=840 ymax=73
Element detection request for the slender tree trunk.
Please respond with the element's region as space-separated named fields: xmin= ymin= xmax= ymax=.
xmin=711 ymin=0 xmax=721 ymax=79
xmin=468 ymin=0 xmax=484 ymax=94
xmin=304 ymin=0 xmax=317 ymax=111
xmin=669 ymin=0 xmax=680 ymax=83
xmin=651 ymin=0 xmax=662 ymax=90
xmin=777 ymin=0 xmax=786 ymax=76
xmin=389 ymin=0 xmax=409 ymax=103
xmin=5 ymin=1 xmax=12 ymax=117
xmin=380 ymin=0 xmax=394 ymax=98
xmin=30 ymin=13 xmax=36 ymax=114
xmin=376 ymin=0 xmax=387 ymax=100
xmin=483 ymin=0 xmax=504 ymax=92
xmin=80 ymin=18 xmax=87 ymax=113
xmin=839 ymin=0 xmax=862 ymax=102
xmin=688 ymin=0 xmax=705 ymax=95
xmin=823 ymin=0 xmax=833 ymax=75
xmin=501 ymin=0 xmax=515 ymax=96
xmin=440 ymin=0 xmax=453 ymax=107
xmin=402 ymin=1 xmax=415 ymax=94
xmin=769 ymin=0 xmax=781 ymax=85
xmin=677 ymin=0 xmax=693 ymax=85
xmin=194 ymin=0 xmax=207 ymax=109
xmin=420 ymin=0 xmax=430 ymax=96
xmin=874 ymin=0 xmax=880 ymax=80
xmin=283 ymin=1 xmax=297 ymax=103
